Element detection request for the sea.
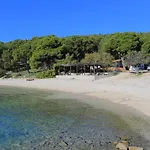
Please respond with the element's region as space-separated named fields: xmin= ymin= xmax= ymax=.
xmin=0 ymin=86 xmax=149 ymax=150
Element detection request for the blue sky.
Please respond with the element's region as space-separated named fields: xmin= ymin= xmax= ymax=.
xmin=0 ymin=0 xmax=150 ymax=42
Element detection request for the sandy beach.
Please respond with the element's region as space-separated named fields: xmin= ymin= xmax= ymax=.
xmin=0 ymin=73 xmax=150 ymax=117
xmin=1 ymin=73 xmax=150 ymax=149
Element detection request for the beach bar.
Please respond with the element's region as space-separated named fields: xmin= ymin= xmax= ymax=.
xmin=55 ymin=63 xmax=102 ymax=75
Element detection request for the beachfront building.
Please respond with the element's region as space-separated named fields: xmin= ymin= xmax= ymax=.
xmin=113 ymin=59 xmax=123 ymax=67
xmin=55 ymin=63 xmax=103 ymax=75
xmin=55 ymin=59 xmax=127 ymax=75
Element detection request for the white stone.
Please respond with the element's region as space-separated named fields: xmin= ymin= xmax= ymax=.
xmin=116 ymin=142 xmax=127 ymax=150
xmin=128 ymin=146 xmax=143 ymax=150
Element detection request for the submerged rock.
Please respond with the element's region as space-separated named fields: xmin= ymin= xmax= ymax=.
xmin=128 ymin=146 xmax=143 ymax=150
xmin=116 ymin=142 xmax=127 ymax=150
xmin=114 ymin=140 xmax=144 ymax=150
xmin=121 ymin=141 xmax=129 ymax=146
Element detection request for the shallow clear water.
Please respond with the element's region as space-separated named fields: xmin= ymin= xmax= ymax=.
xmin=0 ymin=86 xmax=149 ymax=150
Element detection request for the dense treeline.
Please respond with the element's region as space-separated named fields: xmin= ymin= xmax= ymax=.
xmin=0 ymin=32 xmax=150 ymax=77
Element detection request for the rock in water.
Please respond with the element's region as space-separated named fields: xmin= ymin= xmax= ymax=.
xmin=121 ymin=141 xmax=128 ymax=147
xmin=128 ymin=146 xmax=143 ymax=150
xmin=114 ymin=140 xmax=143 ymax=150
xmin=116 ymin=142 xmax=127 ymax=150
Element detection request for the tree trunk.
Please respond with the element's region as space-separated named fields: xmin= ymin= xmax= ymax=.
xmin=121 ymin=57 xmax=126 ymax=71
xmin=27 ymin=69 xmax=30 ymax=73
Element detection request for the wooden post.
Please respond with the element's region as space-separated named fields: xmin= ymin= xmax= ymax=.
xmin=65 ymin=66 xmax=66 ymax=75
xmin=94 ymin=64 xmax=95 ymax=75
xmin=121 ymin=57 xmax=126 ymax=71
xmin=94 ymin=64 xmax=96 ymax=80
xmin=76 ymin=64 xmax=78 ymax=74
xmin=59 ymin=66 xmax=60 ymax=75
xmin=90 ymin=65 xmax=91 ymax=75
xmin=70 ymin=65 xmax=71 ymax=74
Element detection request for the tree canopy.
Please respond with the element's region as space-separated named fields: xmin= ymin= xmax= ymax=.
xmin=0 ymin=32 xmax=150 ymax=77
xmin=100 ymin=32 xmax=142 ymax=59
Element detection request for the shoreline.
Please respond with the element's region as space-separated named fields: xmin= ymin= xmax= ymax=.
xmin=0 ymin=73 xmax=150 ymax=117
xmin=1 ymin=73 xmax=150 ymax=144
xmin=1 ymin=74 xmax=150 ymax=124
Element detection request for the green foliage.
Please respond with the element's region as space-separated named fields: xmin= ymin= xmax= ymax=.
xmin=81 ymin=53 xmax=100 ymax=63
xmin=100 ymin=32 xmax=142 ymax=59
xmin=36 ymin=69 xmax=56 ymax=79
xmin=2 ymin=50 xmax=13 ymax=70
xmin=0 ymin=68 xmax=6 ymax=78
xmin=54 ymin=53 xmax=76 ymax=67
xmin=81 ymin=52 xmax=114 ymax=67
xmin=2 ymin=70 xmax=40 ymax=79
xmin=0 ymin=32 xmax=150 ymax=75
xmin=140 ymin=33 xmax=150 ymax=56
xmin=98 ymin=52 xmax=114 ymax=67
xmin=124 ymin=51 xmax=150 ymax=66
xmin=61 ymin=35 xmax=102 ymax=61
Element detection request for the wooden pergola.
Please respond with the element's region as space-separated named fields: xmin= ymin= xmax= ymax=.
xmin=55 ymin=63 xmax=103 ymax=75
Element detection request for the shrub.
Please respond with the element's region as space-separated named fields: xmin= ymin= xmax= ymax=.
xmin=0 ymin=69 xmax=6 ymax=78
xmin=36 ymin=69 xmax=56 ymax=79
xmin=13 ymin=73 xmax=22 ymax=78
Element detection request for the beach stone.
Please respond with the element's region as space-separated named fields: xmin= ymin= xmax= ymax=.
xmin=121 ymin=140 xmax=129 ymax=146
xmin=128 ymin=146 xmax=143 ymax=150
xmin=116 ymin=142 xmax=127 ymax=150
xmin=58 ymin=141 xmax=68 ymax=147
xmin=39 ymin=141 xmax=47 ymax=146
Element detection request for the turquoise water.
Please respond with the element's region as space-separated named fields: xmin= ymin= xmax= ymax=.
xmin=0 ymin=87 xmax=149 ymax=150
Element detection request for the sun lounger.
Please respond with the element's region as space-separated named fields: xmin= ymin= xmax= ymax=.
xmin=26 ymin=78 xmax=34 ymax=81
